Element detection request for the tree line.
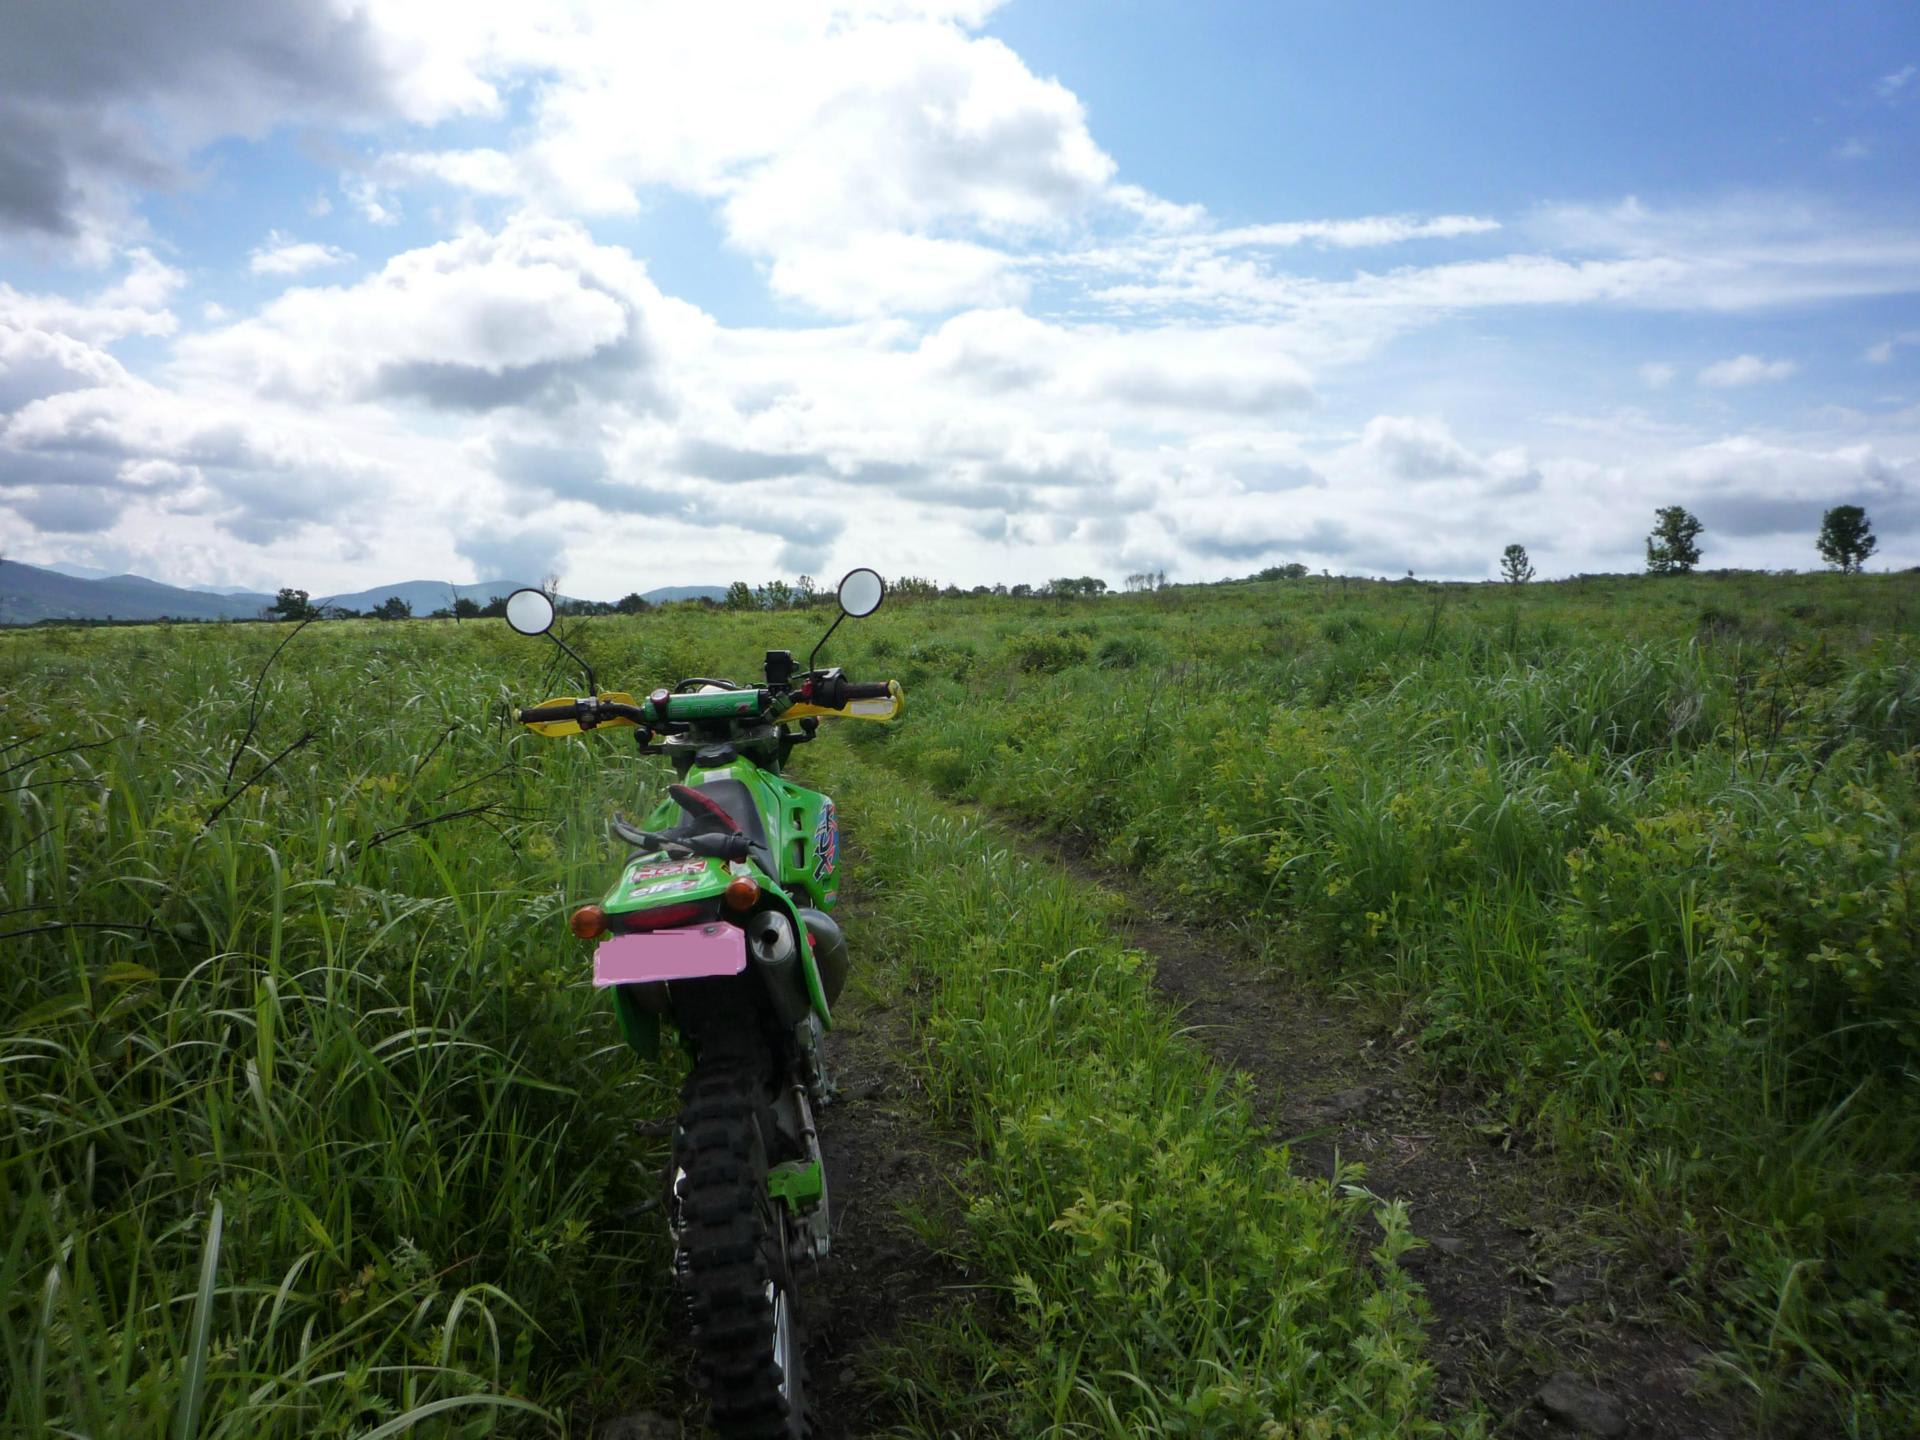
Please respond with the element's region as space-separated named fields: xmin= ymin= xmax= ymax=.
xmin=255 ymin=502 xmax=1886 ymax=626
xmin=1496 ymin=503 xmax=1878 ymax=586
xmin=266 ymin=589 xmax=669 ymax=621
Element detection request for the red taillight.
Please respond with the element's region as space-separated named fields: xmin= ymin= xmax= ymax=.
xmin=617 ymin=901 xmax=709 ymax=932
xmin=570 ymin=905 xmax=607 ymax=939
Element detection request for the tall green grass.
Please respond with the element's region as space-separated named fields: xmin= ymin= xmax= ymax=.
xmin=2 ymin=623 xmax=687 ymax=1435
xmin=7 ymin=571 xmax=1916 ymax=1435
xmin=847 ymin=572 xmax=1920 ymax=1437
xmin=806 ymin=746 xmax=1468 ymax=1439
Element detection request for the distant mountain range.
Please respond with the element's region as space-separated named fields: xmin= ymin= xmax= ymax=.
xmin=0 ymin=562 xmax=725 ymax=624
xmin=313 ymin=579 xmax=545 ymax=614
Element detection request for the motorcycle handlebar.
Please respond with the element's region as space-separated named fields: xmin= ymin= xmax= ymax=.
xmin=520 ymin=680 xmax=892 ymax=729
xmin=518 ymin=700 xmax=651 ymax=725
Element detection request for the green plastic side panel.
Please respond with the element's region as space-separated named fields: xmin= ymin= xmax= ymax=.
xmin=762 ymin=775 xmax=839 ymax=913
xmin=767 ymin=1159 xmax=823 ymax=1210
xmin=612 ymin=986 xmax=660 ymax=1060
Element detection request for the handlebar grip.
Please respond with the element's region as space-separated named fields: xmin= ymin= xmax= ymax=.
xmin=518 ymin=703 xmax=580 ymax=723
xmin=843 ymin=681 xmax=893 ymax=700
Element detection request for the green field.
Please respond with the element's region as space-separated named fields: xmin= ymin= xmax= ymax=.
xmin=4 ymin=570 xmax=1916 ymax=1437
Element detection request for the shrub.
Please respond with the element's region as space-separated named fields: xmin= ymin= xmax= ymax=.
xmin=1012 ymin=631 xmax=1090 ymax=673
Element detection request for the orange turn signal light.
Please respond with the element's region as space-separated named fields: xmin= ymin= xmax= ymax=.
xmin=569 ymin=904 xmax=608 ymax=939
xmin=723 ymin=876 xmax=761 ymax=911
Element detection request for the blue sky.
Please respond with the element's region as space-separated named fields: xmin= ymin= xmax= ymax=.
xmin=998 ymin=2 xmax=1920 ymax=209
xmin=1 ymin=0 xmax=1916 ymax=595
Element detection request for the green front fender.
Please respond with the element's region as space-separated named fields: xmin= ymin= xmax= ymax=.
xmin=613 ymin=985 xmax=661 ymax=1061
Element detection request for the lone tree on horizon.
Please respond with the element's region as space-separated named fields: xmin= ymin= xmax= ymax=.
xmin=1646 ymin=506 xmax=1704 ymax=575
xmin=1816 ymin=504 xmax=1877 ymax=573
xmin=1500 ymin=544 xmax=1535 ymax=584
xmin=269 ymin=587 xmax=317 ymax=620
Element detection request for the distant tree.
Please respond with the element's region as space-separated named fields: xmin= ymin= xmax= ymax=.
xmin=794 ymin=574 xmax=817 ymax=606
xmin=479 ymin=595 xmax=508 ymax=618
xmin=1816 ymin=505 xmax=1877 ymax=574
xmin=890 ymin=576 xmax=940 ymax=602
xmin=755 ymin=579 xmax=795 ymax=610
xmin=320 ymin=605 xmax=358 ymax=620
xmin=540 ymin=572 xmax=561 ymax=599
xmin=991 ymin=582 xmax=1008 ymax=596
xmin=1646 ymin=506 xmax=1704 ymax=575
xmin=1500 ymin=544 xmax=1536 ymax=584
xmin=428 ymin=607 xmax=452 ymax=619
xmin=1009 ymin=583 xmax=1033 ymax=598
xmin=615 ymin=592 xmax=651 ymax=614
xmin=446 ymin=583 xmax=460 ymax=620
xmin=724 ymin=581 xmax=754 ymax=610
xmin=371 ymin=595 xmax=412 ymax=620
xmin=1045 ymin=576 xmax=1109 ymax=599
xmin=453 ymin=597 xmax=482 ymax=619
xmin=270 ymin=587 xmax=316 ymax=620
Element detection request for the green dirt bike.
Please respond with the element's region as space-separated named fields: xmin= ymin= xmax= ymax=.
xmin=504 ymin=570 xmax=900 ymax=1440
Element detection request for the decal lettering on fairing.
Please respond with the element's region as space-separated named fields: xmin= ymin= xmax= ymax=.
xmin=627 ymin=860 xmax=707 ymax=885
xmin=812 ymin=802 xmax=837 ymax=883
xmin=627 ymin=876 xmax=704 ymax=899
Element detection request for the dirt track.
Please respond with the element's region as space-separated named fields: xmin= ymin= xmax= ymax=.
xmin=804 ymin=955 xmax=974 ymax=1437
xmin=1040 ymin=834 xmax=1758 ymax=1440
xmin=658 ymin=820 xmax=1763 ymax=1439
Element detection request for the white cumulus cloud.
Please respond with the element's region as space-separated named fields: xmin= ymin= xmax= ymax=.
xmin=180 ymin=214 xmax=705 ymax=410
xmin=1698 ymin=354 xmax=1797 ymax=387
xmin=249 ymin=231 xmax=354 ymax=277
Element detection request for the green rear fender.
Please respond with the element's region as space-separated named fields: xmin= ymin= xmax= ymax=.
xmin=603 ymin=763 xmax=836 ymax=1061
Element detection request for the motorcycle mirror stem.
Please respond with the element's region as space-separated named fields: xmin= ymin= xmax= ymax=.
xmin=807 ymin=567 xmax=887 ymax=674
xmin=503 ymin=585 xmax=597 ymax=694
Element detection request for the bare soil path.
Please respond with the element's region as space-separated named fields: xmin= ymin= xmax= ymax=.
xmin=804 ymin=926 xmax=975 ymax=1440
xmin=608 ymin=806 xmax=1767 ymax=1440
xmin=1035 ymin=834 xmax=1763 ymax=1440
xmin=602 ymin=882 xmax=971 ymax=1440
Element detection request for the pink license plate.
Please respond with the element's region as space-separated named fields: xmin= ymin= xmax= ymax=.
xmin=593 ymin=924 xmax=747 ymax=986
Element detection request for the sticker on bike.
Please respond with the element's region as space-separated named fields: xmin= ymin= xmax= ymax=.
xmin=628 ymin=860 xmax=708 ymax=884
xmin=813 ymin=802 xmax=838 ymax=883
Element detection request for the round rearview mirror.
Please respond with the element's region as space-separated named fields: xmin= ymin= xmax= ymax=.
xmin=837 ymin=567 xmax=885 ymax=619
xmin=504 ymin=587 xmax=556 ymax=637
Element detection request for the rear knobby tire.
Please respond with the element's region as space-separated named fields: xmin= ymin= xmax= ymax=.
xmin=673 ymin=1056 xmax=809 ymax=1440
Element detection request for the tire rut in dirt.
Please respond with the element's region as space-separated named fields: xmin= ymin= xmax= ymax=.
xmin=1020 ymin=829 xmax=1763 ymax=1440
xmin=676 ymin=1060 xmax=808 ymax=1440
xmin=801 ymin=890 xmax=978 ymax=1440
